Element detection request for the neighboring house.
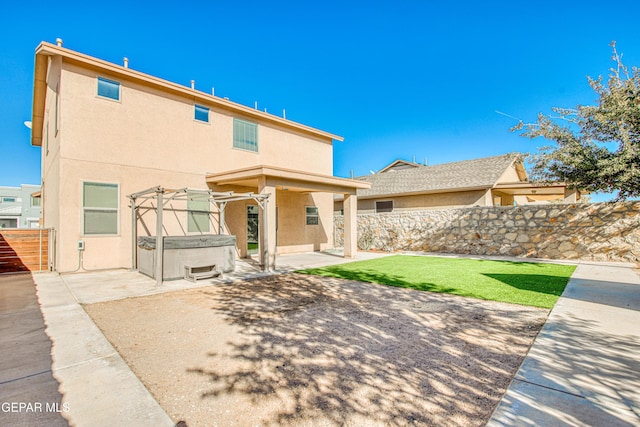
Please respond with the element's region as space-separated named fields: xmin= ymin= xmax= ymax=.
xmin=0 ymin=184 xmax=41 ymax=229
xmin=334 ymin=154 xmax=580 ymax=214
xmin=30 ymin=40 xmax=368 ymax=272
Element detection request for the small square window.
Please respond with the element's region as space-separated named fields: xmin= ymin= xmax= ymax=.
xmin=195 ymin=105 xmax=209 ymax=122
xmin=97 ymin=77 xmax=120 ymax=101
xmin=306 ymin=206 xmax=319 ymax=225
xmin=375 ymin=201 xmax=393 ymax=213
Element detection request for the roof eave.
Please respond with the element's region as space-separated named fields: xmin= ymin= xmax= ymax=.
xmin=31 ymin=50 xmax=49 ymax=147
xmin=357 ymin=185 xmax=492 ymax=200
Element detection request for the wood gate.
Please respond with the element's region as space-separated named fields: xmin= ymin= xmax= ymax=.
xmin=0 ymin=229 xmax=51 ymax=274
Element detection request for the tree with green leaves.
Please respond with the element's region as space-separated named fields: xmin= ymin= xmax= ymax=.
xmin=513 ymin=42 xmax=639 ymax=201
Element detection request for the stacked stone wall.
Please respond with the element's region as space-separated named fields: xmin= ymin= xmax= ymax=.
xmin=334 ymin=202 xmax=640 ymax=263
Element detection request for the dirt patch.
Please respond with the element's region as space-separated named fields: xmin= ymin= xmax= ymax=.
xmin=84 ymin=273 xmax=548 ymax=426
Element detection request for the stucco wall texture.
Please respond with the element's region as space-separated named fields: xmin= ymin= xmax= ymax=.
xmin=334 ymin=202 xmax=640 ymax=263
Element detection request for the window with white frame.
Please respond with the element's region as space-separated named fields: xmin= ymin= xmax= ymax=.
xmin=0 ymin=218 xmax=18 ymax=229
xmin=83 ymin=182 xmax=119 ymax=235
xmin=97 ymin=77 xmax=120 ymax=101
xmin=306 ymin=206 xmax=319 ymax=225
xmin=187 ymin=192 xmax=210 ymax=233
xmin=233 ymin=118 xmax=258 ymax=152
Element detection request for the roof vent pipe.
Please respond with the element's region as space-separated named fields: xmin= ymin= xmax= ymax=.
xmin=123 ymin=57 xmax=129 ymax=68
xmin=283 ymin=109 xmax=286 ymax=119
xmin=56 ymin=38 xmax=63 ymax=47
xmin=254 ymin=101 xmax=258 ymax=109
xmin=190 ymin=80 xmax=195 ymax=89
xmin=211 ymin=87 xmax=215 ymax=96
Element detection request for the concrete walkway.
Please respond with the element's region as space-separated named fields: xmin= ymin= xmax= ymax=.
xmin=488 ymin=262 xmax=640 ymax=426
xmin=0 ymin=273 xmax=67 ymax=427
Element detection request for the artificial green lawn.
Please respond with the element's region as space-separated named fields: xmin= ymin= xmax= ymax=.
xmin=299 ymin=255 xmax=576 ymax=309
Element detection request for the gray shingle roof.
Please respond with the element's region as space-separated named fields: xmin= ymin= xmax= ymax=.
xmin=355 ymin=154 xmax=521 ymax=198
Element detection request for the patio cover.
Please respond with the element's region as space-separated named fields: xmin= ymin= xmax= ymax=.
xmin=206 ymin=165 xmax=371 ymax=262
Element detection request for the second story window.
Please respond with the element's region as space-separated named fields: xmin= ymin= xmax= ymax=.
xmin=233 ymin=118 xmax=258 ymax=152
xmin=97 ymin=77 xmax=120 ymax=101
xmin=194 ymin=105 xmax=209 ymax=122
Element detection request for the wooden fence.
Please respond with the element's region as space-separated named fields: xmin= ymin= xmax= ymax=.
xmin=0 ymin=229 xmax=51 ymax=274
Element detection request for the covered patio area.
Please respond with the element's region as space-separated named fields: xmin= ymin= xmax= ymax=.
xmin=206 ymin=165 xmax=370 ymax=267
xmin=492 ymin=182 xmax=581 ymax=205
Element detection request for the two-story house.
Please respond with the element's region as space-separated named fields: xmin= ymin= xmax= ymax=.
xmin=31 ymin=40 xmax=368 ymax=272
xmin=0 ymin=184 xmax=41 ymax=229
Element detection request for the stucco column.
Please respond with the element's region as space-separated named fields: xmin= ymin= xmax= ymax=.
xmin=258 ymin=177 xmax=277 ymax=270
xmin=564 ymin=188 xmax=578 ymax=203
xmin=483 ymin=189 xmax=494 ymax=206
xmin=343 ymin=193 xmax=358 ymax=258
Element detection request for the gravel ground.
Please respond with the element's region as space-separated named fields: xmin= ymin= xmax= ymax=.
xmin=84 ymin=273 xmax=548 ymax=427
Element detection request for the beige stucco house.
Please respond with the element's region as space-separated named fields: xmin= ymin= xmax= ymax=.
xmin=31 ymin=40 xmax=368 ymax=273
xmin=334 ymin=154 xmax=580 ymax=214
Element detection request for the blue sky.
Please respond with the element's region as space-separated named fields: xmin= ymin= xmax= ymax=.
xmin=1 ymin=1 xmax=639 ymax=202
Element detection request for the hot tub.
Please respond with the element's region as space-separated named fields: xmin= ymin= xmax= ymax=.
xmin=137 ymin=235 xmax=236 ymax=280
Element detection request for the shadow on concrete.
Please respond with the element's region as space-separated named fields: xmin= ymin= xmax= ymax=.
xmin=491 ymin=313 xmax=640 ymax=426
xmin=558 ymin=277 xmax=640 ymax=312
xmin=0 ymin=274 xmax=68 ymax=426
xmin=188 ymin=273 xmax=547 ymax=426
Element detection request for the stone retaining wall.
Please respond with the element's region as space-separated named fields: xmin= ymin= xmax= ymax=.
xmin=334 ymin=202 xmax=640 ymax=263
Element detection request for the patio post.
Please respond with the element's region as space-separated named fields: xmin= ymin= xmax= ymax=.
xmin=258 ymin=177 xmax=276 ymax=271
xmin=155 ymin=188 xmax=164 ymax=286
xmin=343 ymin=193 xmax=358 ymax=258
xmin=131 ymin=196 xmax=137 ymax=270
xmin=219 ymin=202 xmax=226 ymax=234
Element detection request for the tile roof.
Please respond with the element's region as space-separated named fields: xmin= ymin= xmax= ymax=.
xmin=355 ymin=153 xmax=521 ymax=198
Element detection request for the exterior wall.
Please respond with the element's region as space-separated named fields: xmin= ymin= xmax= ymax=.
xmin=335 ymin=189 xmax=488 ymax=213
xmin=334 ymin=202 xmax=640 ymax=263
xmin=219 ymin=190 xmax=333 ymax=259
xmin=41 ymin=59 xmax=336 ymax=272
xmin=0 ymin=185 xmax=41 ymax=229
xmin=275 ymin=191 xmax=333 ymax=254
xmin=41 ymin=56 xmax=62 ymax=263
xmin=495 ymin=162 xmax=522 ymax=184
xmin=60 ymin=63 xmax=333 ymax=176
